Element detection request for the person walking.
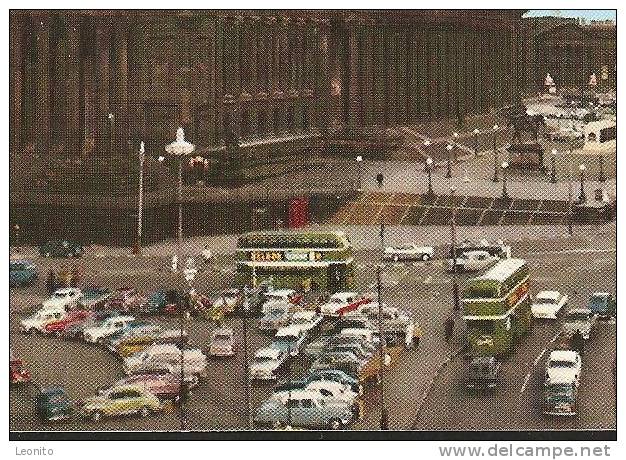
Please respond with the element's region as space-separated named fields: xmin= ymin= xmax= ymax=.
xmin=571 ymin=329 xmax=584 ymax=356
xmin=46 ymin=270 xmax=56 ymax=295
xmin=376 ymin=173 xmax=384 ymax=188
xmin=444 ymin=316 xmax=455 ymax=343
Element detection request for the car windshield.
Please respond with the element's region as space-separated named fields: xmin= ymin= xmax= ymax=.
xmin=589 ymin=296 xmax=608 ymax=308
xmin=49 ymin=394 xmax=69 ymax=404
xmin=329 ymin=297 xmax=345 ymax=304
xmin=10 ymin=263 xmax=26 ymax=270
xmin=546 ymin=383 xmax=574 ymax=396
xmin=254 ymin=356 xmax=273 ymax=363
xmin=550 ymin=360 xmax=574 ymax=368
xmin=53 ymin=292 xmax=68 ymax=298
xmin=537 ymin=297 xmax=557 ymax=304
xmin=214 ymin=334 xmax=231 ymax=342
xmin=566 ymin=313 xmax=589 ymax=321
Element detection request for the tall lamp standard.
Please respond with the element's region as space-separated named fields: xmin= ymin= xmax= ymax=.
xmin=134 ymin=142 xmax=146 ymax=255
xmin=165 ymin=128 xmax=195 ymax=248
xmin=425 ymin=157 xmax=434 ymax=197
xmin=492 ymin=125 xmax=499 ymax=182
xmin=501 ymin=161 xmax=509 ymax=199
xmin=242 ymin=287 xmax=253 ymax=429
xmin=376 ymin=265 xmax=389 ymax=430
xmin=550 ymin=149 xmax=558 ymax=183
xmin=452 ymin=132 xmax=459 ymax=161
xmin=179 ymin=259 xmax=197 ymax=431
xmin=445 ymin=144 xmax=453 ymax=178
xmin=107 ymin=113 xmax=115 ymax=156
xmin=450 ymin=186 xmax=460 ymax=311
xmin=472 ymin=128 xmax=480 ymax=156
xmin=356 ymin=155 xmax=363 ymax=192
xmin=578 ymin=163 xmax=587 ymax=203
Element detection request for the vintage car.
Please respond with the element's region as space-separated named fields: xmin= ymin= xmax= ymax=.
xmin=83 ymin=315 xmax=136 ymax=343
xmin=448 ymin=250 xmax=498 ymax=273
xmin=80 ymin=384 xmax=162 ymax=422
xmin=139 ymin=290 xmax=179 ymax=315
xmin=253 ymin=389 xmax=355 ymax=429
xmin=587 ymin=292 xmax=616 ymax=319
xmin=20 ymin=307 xmax=66 ymax=334
xmin=383 ymin=244 xmax=435 ymax=262
xmin=10 ymin=357 xmax=31 ymax=384
xmin=113 ymin=328 xmax=188 ymax=357
xmin=60 ymin=311 xmax=121 ymax=340
xmin=306 ymin=369 xmax=362 ymax=395
xmin=319 ymin=291 xmax=364 ymax=317
xmin=104 ymin=288 xmax=146 ymax=313
xmin=467 ymin=356 xmax=501 ymax=390
xmin=39 ymin=239 xmax=84 ymax=258
xmin=306 ymin=332 xmax=376 ymax=358
xmin=543 ymin=377 xmax=578 ymax=416
xmin=123 ymin=344 xmax=207 ymax=377
xmin=250 ymin=347 xmax=287 ymax=381
xmin=261 ymin=289 xmax=304 ymax=314
xmin=531 ymin=291 xmax=569 ymax=320
xmin=347 ymin=303 xmax=421 ymax=348
xmin=36 ymin=386 xmax=73 ymax=422
xmin=289 ymin=310 xmax=323 ymax=336
xmin=210 ymin=288 xmax=242 ymax=315
xmin=44 ymin=309 xmax=92 ymax=336
xmin=271 ymin=325 xmax=308 ymax=357
xmin=41 ymin=288 xmax=83 ymax=310
xmin=79 ymin=286 xmax=112 ymax=310
xmin=545 ymin=350 xmax=582 ymax=385
xmin=258 ymin=303 xmax=292 ymax=332
xmin=562 ymin=308 xmax=596 ymax=340
xmin=9 ymin=260 xmax=38 ymax=287
xmin=103 ymin=371 xmax=198 ymax=401
xmin=208 ymin=328 xmax=236 ymax=357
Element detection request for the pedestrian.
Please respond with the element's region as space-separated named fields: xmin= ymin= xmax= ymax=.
xmin=46 ymin=270 xmax=56 ymax=295
xmin=571 ymin=329 xmax=584 ymax=355
xmin=445 ymin=316 xmax=455 ymax=342
xmin=171 ymin=254 xmax=178 ymax=272
xmin=376 ymin=173 xmax=384 ymax=188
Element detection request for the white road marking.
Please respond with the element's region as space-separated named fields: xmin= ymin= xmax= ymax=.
xmin=520 ymin=373 xmax=532 ymax=394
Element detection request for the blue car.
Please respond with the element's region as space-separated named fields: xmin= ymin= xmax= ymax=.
xmin=307 ymin=369 xmax=361 ymax=395
xmin=588 ymin=292 xmax=616 ymax=318
xmin=9 ymin=260 xmax=38 ymax=287
xmin=39 ymin=239 xmax=84 ymax=258
xmin=36 ymin=386 xmax=73 ymax=422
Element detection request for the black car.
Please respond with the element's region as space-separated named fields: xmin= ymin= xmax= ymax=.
xmin=36 ymin=386 xmax=73 ymax=422
xmin=39 ymin=239 xmax=84 ymax=258
xmin=467 ymin=356 xmax=500 ymax=391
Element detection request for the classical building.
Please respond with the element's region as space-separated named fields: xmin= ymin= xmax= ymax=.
xmin=521 ymin=17 xmax=616 ymax=92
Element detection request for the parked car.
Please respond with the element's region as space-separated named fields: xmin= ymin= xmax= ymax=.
xmin=103 ymin=321 xmax=160 ymax=348
xmin=304 ymin=380 xmax=359 ymax=406
xmin=60 ymin=311 xmax=121 ymax=340
xmin=10 ymin=358 xmax=31 ymax=384
xmin=467 ymin=356 xmax=500 ymax=390
xmin=531 ymin=291 xmax=569 ymax=320
xmin=80 ymin=384 xmax=162 ymax=422
xmin=9 ymin=260 xmax=38 ymax=287
xmin=587 ymin=292 xmax=616 ymax=319
xmin=104 ymin=288 xmax=146 ymax=313
xmin=103 ymin=371 xmax=197 ymax=401
xmin=306 ymin=334 xmax=376 ymax=358
xmin=448 ymin=250 xmax=498 ymax=272
xmin=123 ymin=344 xmax=207 ymax=377
xmin=545 ymin=350 xmax=582 ymax=385
xmin=545 ymin=126 xmax=583 ymax=142
xmin=39 ymin=239 xmax=84 ymax=258
xmin=306 ymin=369 xmax=362 ymax=395
xmin=36 ymin=386 xmax=73 ymax=422
xmin=258 ymin=304 xmax=292 ymax=332
xmin=250 ymin=347 xmax=287 ymax=381
xmin=20 ymin=307 xmax=66 ymax=334
xmin=111 ymin=328 xmax=187 ymax=358
xmin=289 ymin=310 xmax=323 ymax=336
xmin=310 ymin=351 xmax=365 ymax=379
xmin=41 ymin=288 xmax=83 ymax=311
xmin=139 ymin=290 xmax=179 ymax=315
xmin=253 ymin=389 xmax=355 ymax=429
xmin=83 ymin=315 xmax=136 ymax=343
xmin=562 ymin=308 xmax=596 ymax=340
xmin=543 ymin=377 xmax=578 ymax=416
xmin=319 ymin=291 xmax=362 ymax=317
xmin=208 ymin=328 xmax=236 ymax=357
xmin=79 ymin=286 xmax=112 ymax=310
xmin=263 ymin=289 xmax=304 ymax=310
xmin=383 ymin=244 xmax=434 ymax=262
xmin=271 ymin=325 xmax=308 ymax=357
xmin=44 ymin=309 xmax=92 ymax=336
xmin=210 ymin=288 xmax=242 ymax=315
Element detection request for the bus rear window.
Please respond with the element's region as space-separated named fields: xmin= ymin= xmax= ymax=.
xmin=463 ymin=285 xmax=500 ymax=299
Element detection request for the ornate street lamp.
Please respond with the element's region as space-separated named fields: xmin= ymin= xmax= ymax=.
xmin=165 ymin=128 xmax=195 ymax=247
xmin=450 ymin=186 xmax=460 ymax=311
xmin=492 ymin=125 xmax=499 ymax=182
xmin=134 ymin=142 xmax=146 ymax=255
xmin=425 ymin=157 xmax=434 ymax=197
xmin=578 ymin=163 xmax=587 ymax=203
xmin=550 ymin=149 xmax=558 ymax=183
xmin=473 ymin=128 xmax=480 ymax=156
xmin=445 ymin=144 xmax=453 ymax=178
xmin=501 ymin=161 xmax=509 ymax=199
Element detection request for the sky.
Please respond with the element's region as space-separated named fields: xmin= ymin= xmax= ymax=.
xmin=524 ymin=10 xmax=616 ymax=21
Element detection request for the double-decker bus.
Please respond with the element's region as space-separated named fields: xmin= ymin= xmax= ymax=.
xmin=234 ymin=231 xmax=355 ymax=292
xmin=462 ymin=258 xmax=531 ymax=356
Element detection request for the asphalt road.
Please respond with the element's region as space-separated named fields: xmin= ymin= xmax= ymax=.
xmin=9 ymin=228 xmax=616 ymax=432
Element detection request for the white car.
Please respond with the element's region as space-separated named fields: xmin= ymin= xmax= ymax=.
xmin=83 ymin=315 xmax=136 ymax=343
xmin=545 ymin=350 xmax=581 ymax=385
xmin=531 ymin=291 xmax=568 ymax=320
xmin=289 ymin=311 xmax=323 ymax=335
xmin=272 ymin=325 xmax=308 ymax=357
xmin=123 ymin=343 xmax=207 ymax=377
xmin=304 ymin=380 xmax=358 ymax=405
xmin=20 ymin=307 xmax=66 ymax=334
xmin=42 ymin=288 xmax=83 ymax=310
xmin=383 ymin=244 xmax=434 ymax=262
xmin=319 ymin=292 xmax=359 ymax=317
xmin=250 ymin=347 xmax=287 ymax=380
xmin=448 ymin=250 xmax=498 ymax=272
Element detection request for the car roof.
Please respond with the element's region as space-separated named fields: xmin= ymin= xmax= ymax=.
xmin=267 ymin=289 xmax=295 ymax=296
xmin=591 ymin=292 xmax=610 ymax=297
xmin=273 ymin=389 xmax=320 ymax=401
xmin=536 ymin=291 xmax=561 ymax=299
xmin=566 ymin=308 xmax=591 ymax=315
xmin=41 ymin=386 xmax=66 ymax=394
xmin=275 ymin=325 xmax=301 ymax=336
xmin=292 ymin=310 xmax=316 ymax=320
xmin=331 ymin=291 xmax=358 ymax=299
xmin=55 ymin=288 xmax=80 ymax=294
xmin=106 ymin=315 xmax=136 ymax=322
xmin=255 ymin=347 xmax=282 ymax=359
xmin=549 ymin=350 xmax=578 ymax=361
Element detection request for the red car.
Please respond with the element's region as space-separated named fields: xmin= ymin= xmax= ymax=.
xmin=10 ymin=359 xmax=31 ymax=384
xmin=104 ymin=371 xmax=198 ymax=401
xmin=104 ymin=288 xmax=146 ymax=313
xmin=44 ymin=310 xmax=91 ymax=336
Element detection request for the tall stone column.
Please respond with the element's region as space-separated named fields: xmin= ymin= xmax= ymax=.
xmin=94 ymin=19 xmax=111 ymax=157
xmin=346 ymin=20 xmax=360 ymax=129
xmin=279 ymin=16 xmax=289 ymax=93
xmin=9 ymin=13 xmax=24 ymax=152
xmin=362 ymin=21 xmax=374 ymax=127
xmin=33 ymin=14 xmax=51 ymax=154
xmin=248 ymin=16 xmax=259 ymax=133
xmin=315 ymin=19 xmax=332 ymax=131
xmin=113 ymin=19 xmax=129 ymax=158
xmin=66 ymin=15 xmax=82 ymax=156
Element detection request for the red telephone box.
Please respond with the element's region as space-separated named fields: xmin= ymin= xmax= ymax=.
xmin=288 ymin=197 xmax=309 ymax=229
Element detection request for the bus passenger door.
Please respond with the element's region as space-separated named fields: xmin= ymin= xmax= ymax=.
xmin=327 ymin=264 xmax=345 ymax=293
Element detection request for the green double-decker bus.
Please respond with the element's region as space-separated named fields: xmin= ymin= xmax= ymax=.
xmin=462 ymin=258 xmax=532 ymax=356
xmin=234 ymin=231 xmax=355 ymax=292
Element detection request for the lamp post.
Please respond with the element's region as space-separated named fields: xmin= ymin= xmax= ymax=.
xmin=242 ymin=286 xmax=253 ymax=429
xmin=356 ymin=155 xmax=363 ymax=192
xmin=452 ymin=132 xmax=459 ymax=161
xmin=450 ymin=187 xmax=460 ymax=311
xmin=179 ymin=259 xmax=197 ymax=431
xmin=473 ymin=128 xmax=480 ymax=156
xmin=598 ymin=155 xmax=605 ymax=182
xmin=445 ymin=144 xmax=453 ymax=178
xmin=376 ymin=265 xmax=389 ymax=430
xmin=492 ymin=125 xmax=499 ymax=182
xmin=107 ymin=113 xmax=115 ymax=156
xmin=165 ymin=128 xmax=195 ymax=248
xmin=578 ymin=163 xmax=587 ymax=203
xmin=134 ymin=142 xmax=146 ymax=255
xmin=501 ymin=161 xmax=509 ymax=199
xmin=550 ymin=149 xmax=557 ymax=183
xmin=425 ymin=157 xmax=434 ymax=197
